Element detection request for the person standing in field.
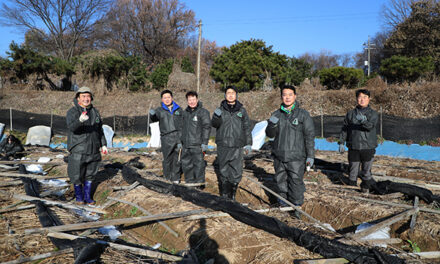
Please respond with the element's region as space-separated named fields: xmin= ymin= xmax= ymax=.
xmin=212 ymin=86 xmax=252 ymax=200
xmin=265 ymin=85 xmax=315 ymax=219
xmin=66 ymin=87 xmax=107 ymax=205
xmin=181 ymin=91 xmax=211 ymax=186
xmin=149 ymin=90 xmax=183 ymax=183
xmin=338 ymin=89 xmax=378 ymax=192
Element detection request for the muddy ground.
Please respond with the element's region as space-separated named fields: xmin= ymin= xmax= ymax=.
xmin=0 ymin=146 xmax=439 ymax=263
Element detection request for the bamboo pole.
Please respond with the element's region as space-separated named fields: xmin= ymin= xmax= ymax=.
xmin=2 ymin=248 xmax=74 ymax=264
xmin=47 ymin=232 xmax=182 ymax=261
xmin=107 ymin=197 xmax=179 ymax=238
xmin=25 ymin=209 xmax=209 ymax=234
xmin=351 ymin=196 xmax=440 ymax=215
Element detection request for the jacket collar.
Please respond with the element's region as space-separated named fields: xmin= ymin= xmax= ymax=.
xmin=221 ymin=99 xmax=242 ymax=113
xmin=162 ymin=101 xmax=180 ymax=114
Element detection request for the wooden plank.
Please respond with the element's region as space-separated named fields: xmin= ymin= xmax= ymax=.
xmin=372 ymin=175 xmax=440 ymax=191
xmin=350 ymin=208 xmax=418 ymax=240
xmin=0 ymin=205 xmax=35 ymax=214
xmin=338 ymin=238 xmax=402 ymax=246
xmin=0 ymin=180 xmax=22 ymax=187
xmin=410 ymin=196 xmax=419 ymax=232
xmin=12 ymin=194 xmax=106 ymax=214
xmin=0 ymin=160 xmax=64 ymax=165
xmin=395 ymin=251 xmax=440 ymax=259
xmin=297 ymin=258 xmax=349 ymax=264
xmin=185 ymin=207 xmax=294 ymax=221
xmin=107 ymin=197 xmax=179 ymax=237
xmin=102 ymin=182 xmax=140 ymax=209
xmin=1 ymin=248 xmax=74 ymax=264
xmin=25 ymin=209 xmax=209 ymax=234
xmin=351 ymin=196 xmax=440 ymax=215
xmin=47 ymin=232 xmax=182 ymax=261
xmin=0 ymin=172 xmax=68 ymax=180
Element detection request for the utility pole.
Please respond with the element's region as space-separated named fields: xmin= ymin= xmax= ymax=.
xmin=196 ymin=20 xmax=202 ymax=93
xmin=363 ymin=36 xmax=376 ymax=76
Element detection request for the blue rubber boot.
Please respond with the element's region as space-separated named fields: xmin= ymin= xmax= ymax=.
xmin=74 ymin=185 xmax=84 ymax=204
xmin=83 ymin=181 xmax=95 ymax=205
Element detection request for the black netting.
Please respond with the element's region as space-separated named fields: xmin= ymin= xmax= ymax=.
xmin=122 ymin=165 xmax=403 ymax=264
xmin=1 ymin=109 xmax=439 ymax=142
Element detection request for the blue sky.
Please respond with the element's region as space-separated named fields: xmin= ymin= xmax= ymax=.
xmin=0 ymin=0 xmax=388 ymax=58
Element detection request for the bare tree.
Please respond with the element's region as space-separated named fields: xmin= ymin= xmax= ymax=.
xmin=299 ymin=50 xmax=339 ymax=72
xmin=0 ymin=0 xmax=109 ymax=61
xmin=94 ymin=0 xmax=196 ymax=65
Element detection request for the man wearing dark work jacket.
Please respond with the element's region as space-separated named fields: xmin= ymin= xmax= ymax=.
xmin=212 ymin=86 xmax=252 ymax=200
xmin=181 ymin=91 xmax=211 ymax=185
xmin=150 ymin=90 xmax=183 ymax=182
xmin=266 ymin=85 xmax=315 ymax=219
xmin=339 ymin=89 xmax=378 ymax=192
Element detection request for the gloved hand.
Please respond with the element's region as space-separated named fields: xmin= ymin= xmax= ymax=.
xmin=356 ymin=113 xmax=367 ymax=124
xmin=149 ymin=109 xmax=156 ymax=116
xmin=243 ymin=145 xmax=252 ymax=155
xmin=306 ymin=158 xmax=314 ymax=168
xmin=79 ymin=112 xmax=89 ymax=122
xmin=201 ymin=144 xmax=209 ymax=152
xmin=176 ymin=143 xmax=182 ymax=151
xmin=101 ymin=146 xmax=108 ymax=155
xmin=214 ymin=108 xmax=222 ymax=116
xmin=338 ymin=144 xmax=345 ymax=154
xmin=269 ymin=115 xmax=279 ymax=124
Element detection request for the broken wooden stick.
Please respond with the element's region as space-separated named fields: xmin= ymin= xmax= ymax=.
xmin=338 ymin=238 xmax=402 ymax=246
xmin=2 ymin=248 xmax=74 ymax=264
xmin=102 ymin=182 xmax=140 ymax=209
xmin=0 ymin=160 xmax=64 ymax=165
xmin=47 ymin=232 xmax=182 ymax=261
xmin=25 ymin=208 xmax=209 ymax=234
xmin=0 ymin=204 xmax=36 ymax=214
xmin=184 ymin=206 xmax=295 ymax=221
xmin=107 ymin=196 xmax=179 ymax=237
xmin=297 ymin=258 xmax=349 ymax=264
xmin=0 ymin=172 xmax=68 ymax=180
xmin=410 ymin=196 xmax=419 ymax=232
xmin=349 ymin=208 xmax=418 ymax=240
xmin=0 ymin=180 xmax=23 ymax=187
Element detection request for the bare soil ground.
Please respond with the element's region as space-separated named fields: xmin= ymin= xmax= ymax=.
xmin=1 ymin=79 xmax=440 ymax=120
xmin=0 ymin=146 xmax=439 ymax=263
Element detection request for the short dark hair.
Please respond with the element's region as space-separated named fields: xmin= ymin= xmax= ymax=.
xmin=280 ymin=85 xmax=296 ymax=96
xmin=224 ymin=85 xmax=238 ymax=94
xmin=185 ymin=91 xmax=198 ymax=99
xmin=161 ymin=89 xmax=173 ymax=98
xmin=356 ymin=89 xmax=370 ymax=98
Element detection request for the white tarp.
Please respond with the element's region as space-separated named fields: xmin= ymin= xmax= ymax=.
xmin=251 ymin=120 xmax=268 ymax=150
xmin=355 ymin=222 xmax=390 ymax=247
xmin=102 ymin=125 xmax=114 ymax=148
xmin=149 ymin=122 xmax=161 ymax=148
xmin=25 ymin=125 xmax=51 ymax=146
xmin=0 ymin=123 xmax=5 ymax=139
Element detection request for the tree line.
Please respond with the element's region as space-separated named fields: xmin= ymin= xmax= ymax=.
xmin=0 ymin=0 xmax=439 ymax=92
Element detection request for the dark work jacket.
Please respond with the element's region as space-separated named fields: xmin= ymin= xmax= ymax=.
xmin=211 ymin=100 xmax=252 ymax=148
xmin=66 ymin=99 xmax=106 ymax=154
xmin=150 ymin=102 xmax=183 ymax=139
xmin=339 ymin=106 xmax=378 ymax=150
xmin=0 ymin=139 xmax=24 ymax=158
xmin=266 ymin=103 xmax=315 ymax=162
xmin=181 ymin=102 xmax=211 ymax=148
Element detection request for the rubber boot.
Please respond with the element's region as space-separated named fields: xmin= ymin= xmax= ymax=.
xmin=83 ymin=181 xmax=95 ymax=205
xmin=74 ymin=184 xmax=84 ymax=204
xmin=220 ymin=181 xmax=230 ymax=198
xmin=230 ymin=183 xmax=238 ymax=200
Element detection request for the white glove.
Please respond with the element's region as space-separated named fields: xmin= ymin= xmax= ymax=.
xmin=101 ymin=146 xmax=108 ymax=155
xmin=243 ymin=145 xmax=252 ymax=155
xmin=79 ymin=112 xmax=89 ymax=122
xmin=214 ymin=108 xmax=222 ymax=116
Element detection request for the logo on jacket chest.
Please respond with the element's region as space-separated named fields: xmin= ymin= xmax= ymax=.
xmin=192 ymin=115 xmax=198 ymax=122
xmin=237 ymin=112 xmax=243 ymax=118
xmin=292 ymin=118 xmax=298 ymax=125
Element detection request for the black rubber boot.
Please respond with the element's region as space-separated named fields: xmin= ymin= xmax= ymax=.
xmin=220 ymin=181 xmax=230 ymax=198
xmin=230 ymin=183 xmax=238 ymax=200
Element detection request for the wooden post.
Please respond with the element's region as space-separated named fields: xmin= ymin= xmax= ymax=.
xmin=10 ymin=107 xmax=12 ymax=131
xmin=320 ymin=107 xmax=324 ymax=138
xmin=410 ymin=196 xmax=419 ymax=232
xmin=2 ymin=248 xmax=74 ymax=264
xmin=380 ymin=106 xmax=383 ymax=139
xmin=113 ymin=114 xmax=116 ymax=133
xmin=196 ymin=20 xmax=202 ymax=93
xmin=50 ymin=110 xmax=53 ymax=129
xmin=147 ymin=101 xmax=152 ymax=136
xmin=25 ymin=209 xmax=209 ymax=234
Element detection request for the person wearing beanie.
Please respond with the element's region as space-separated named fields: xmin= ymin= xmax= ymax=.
xmin=265 ymin=85 xmax=315 ymax=219
xmin=66 ymin=86 xmax=108 ymax=205
xmin=212 ymin=85 xmax=252 ymax=200
xmin=149 ymin=89 xmax=183 ymax=182
xmin=180 ymin=91 xmax=211 ymax=186
xmin=338 ymin=89 xmax=378 ymax=193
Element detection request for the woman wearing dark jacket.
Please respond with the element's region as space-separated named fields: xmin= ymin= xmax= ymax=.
xmin=0 ymin=135 xmax=24 ymax=160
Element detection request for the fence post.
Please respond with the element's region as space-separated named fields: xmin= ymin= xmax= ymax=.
xmin=320 ymin=107 xmax=324 ymax=138
xmin=9 ymin=107 xmax=12 ymax=131
xmin=113 ymin=114 xmax=116 ymax=134
xmin=50 ymin=110 xmax=53 ymax=130
xmin=147 ymin=101 xmax=152 ymax=136
xmin=380 ymin=106 xmax=383 ymax=139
